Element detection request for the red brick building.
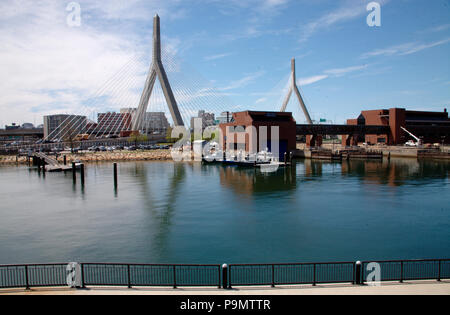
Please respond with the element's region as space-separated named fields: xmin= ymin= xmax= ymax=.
xmin=344 ymin=108 xmax=449 ymax=145
xmin=219 ymin=111 xmax=296 ymax=159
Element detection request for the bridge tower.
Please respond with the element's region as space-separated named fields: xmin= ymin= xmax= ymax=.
xmin=132 ymin=14 xmax=184 ymax=131
xmin=280 ymin=58 xmax=313 ymax=125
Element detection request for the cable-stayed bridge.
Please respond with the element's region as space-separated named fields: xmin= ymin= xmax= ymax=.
xmin=9 ymin=15 xmax=317 ymax=153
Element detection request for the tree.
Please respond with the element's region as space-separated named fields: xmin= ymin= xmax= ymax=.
xmin=128 ymin=132 xmax=148 ymax=147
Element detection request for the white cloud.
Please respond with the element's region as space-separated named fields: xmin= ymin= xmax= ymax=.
xmin=204 ymin=52 xmax=234 ymax=61
xmin=296 ymin=64 xmax=368 ymax=86
xmin=324 ymin=65 xmax=368 ymax=76
xmin=361 ymin=38 xmax=450 ymax=59
xmin=299 ymin=0 xmax=390 ymax=43
xmin=0 ymin=1 xmax=150 ymax=125
xmin=297 ymin=75 xmax=329 ymax=86
xmin=255 ymin=97 xmax=267 ymax=104
xmin=218 ymin=71 xmax=265 ymax=91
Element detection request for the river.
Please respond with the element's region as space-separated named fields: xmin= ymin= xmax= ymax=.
xmin=0 ymin=158 xmax=449 ymax=264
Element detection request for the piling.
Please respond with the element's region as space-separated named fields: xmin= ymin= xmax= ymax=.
xmin=80 ymin=164 xmax=85 ymax=186
xmin=72 ymin=162 xmax=76 ymax=183
xmin=113 ymin=163 xmax=118 ymax=188
xmin=64 ymin=155 xmax=67 ymax=165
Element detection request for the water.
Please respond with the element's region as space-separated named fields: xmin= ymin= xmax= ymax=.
xmin=0 ymin=159 xmax=449 ymax=265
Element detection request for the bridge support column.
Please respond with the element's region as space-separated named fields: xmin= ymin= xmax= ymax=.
xmin=306 ymin=135 xmax=323 ymax=147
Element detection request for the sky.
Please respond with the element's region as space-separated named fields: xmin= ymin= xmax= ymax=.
xmin=0 ymin=0 xmax=449 ymax=127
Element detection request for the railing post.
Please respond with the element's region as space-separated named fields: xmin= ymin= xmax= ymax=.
xmin=25 ymin=265 xmax=30 ymax=290
xmin=222 ymin=264 xmax=228 ymax=289
xmin=81 ymin=264 xmax=85 ymax=288
xmin=228 ymin=265 xmax=232 ymax=289
xmin=355 ymin=261 xmax=362 ymax=285
xmin=173 ymin=265 xmax=177 ymax=289
xmin=438 ymin=260 xmax=441 ymax=282
xmin=127 ymin=264 xmax=131 ymax=288
xmin=400 ymin=261 xmax=403 ymax=283
xmin=271 ymin=265 xmax=275 ymax=287
xmin=312 ymin=264 xmax=316 ymax=286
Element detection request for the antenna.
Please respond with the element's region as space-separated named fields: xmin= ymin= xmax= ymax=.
xmin=132 ymin=14 xmax=184 ymax=131
xmin=280 ymin=58 xmax=313 ymax=124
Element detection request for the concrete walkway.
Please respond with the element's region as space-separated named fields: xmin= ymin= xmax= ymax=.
xmin=1 ymin=280 xmax=449 ymax=295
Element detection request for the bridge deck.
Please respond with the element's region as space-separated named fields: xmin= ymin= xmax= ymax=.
xmin=296 ymin=124 xmax=390 ymax=135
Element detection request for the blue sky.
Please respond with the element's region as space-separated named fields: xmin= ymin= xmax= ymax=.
xmin=0 ymin=0 xmax=449 ymax=126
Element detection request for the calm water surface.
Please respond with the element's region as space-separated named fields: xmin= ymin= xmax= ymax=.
xmin=0 ymin=159 xmax=449 ymax=264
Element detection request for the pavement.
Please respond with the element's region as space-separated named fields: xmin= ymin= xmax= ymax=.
xmin=1 ymin=280 xmax=449 ymax=295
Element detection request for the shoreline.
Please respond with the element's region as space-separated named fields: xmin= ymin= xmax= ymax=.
xmin=0 ymin=150 xmax=173 ymax=165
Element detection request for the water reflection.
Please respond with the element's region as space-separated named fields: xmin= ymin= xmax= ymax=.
xmin=341 ymin=158 xmax=450 ymax=186
xmin=217 ymin=165 xmax=297 ymax=197
xmin=128 ymin=162 xmax=186 ymax=260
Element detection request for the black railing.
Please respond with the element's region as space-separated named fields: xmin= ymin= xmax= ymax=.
xmin=0 ymin=259 xmax=448 ymax=290
xmin=81 ymin=263 xmax=221 ymax=288
xmin=228 ymin=262 xmax=356 ymax=288
xmin=361 ymin=259 xmax=450 ymax=284
xmin=0 ymin=263 xmax=68 ymax=289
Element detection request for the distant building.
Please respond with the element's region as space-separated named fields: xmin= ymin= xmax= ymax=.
xmin=43 ymin=115 xmax=87 ymax=140
xmin=143 ymin=112 xmax=169 ymax=134
xmin=5 ymin=123 xmax=20 ymax=130
xmin=344 ymin=108 xmax=450 ymax=145
xmin=96 ymin=112 xmax=132 ymax=136
xmin=216 ymin=111 xmax=232 ymax=124
xmin=120 ymin=108 xmax=137 ymax=116
xmin=190 ymin=110 xmax=216 ymax=130
xmin=21 ymin=123 xmax=34 ymax=129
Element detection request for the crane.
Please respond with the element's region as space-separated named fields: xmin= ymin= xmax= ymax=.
xmin=400 ymin=127 xmax=422 ymax=146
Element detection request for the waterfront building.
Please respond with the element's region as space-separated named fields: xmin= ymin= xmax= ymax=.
xmin=219 ymin=111 xmax=296 ymax=160
xmin=344 ymin=108 xmax=450 ymax=145
xmin=43 ymin=114 xmax=87 ymax=140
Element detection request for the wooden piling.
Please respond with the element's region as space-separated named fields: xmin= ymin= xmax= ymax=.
xmin=72 ymin=162 xmax=76 ymax=182
xmin=113 ymin=163 xmax=118 ymax=188
xmin=80 ymin=164 xmax=85 ymax=186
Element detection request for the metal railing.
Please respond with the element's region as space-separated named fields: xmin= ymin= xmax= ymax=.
xmin=0 ymin=263 xmax=68 ymax=289
xmin=81 ymin=263 xmax=221 ymax=288
xmin=228 ymin=262 xmax=356 ymax=288
xmin=0 ymin=259 xmax=448 ymax=290
xmin=361 ymin=259 xmax=450 ymax=283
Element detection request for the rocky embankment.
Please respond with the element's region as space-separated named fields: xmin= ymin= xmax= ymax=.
xmin=0 ymin=150 xmax=173 ymax=165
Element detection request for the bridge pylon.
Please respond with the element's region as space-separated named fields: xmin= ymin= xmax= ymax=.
xmin=132 ymin=14 xmax=184 ymax=131
xmin=280 ymin=58 xmax=313 ymax=125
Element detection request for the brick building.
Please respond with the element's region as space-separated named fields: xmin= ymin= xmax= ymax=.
xmin=219 ymin=111 xmax=296 ymax=160
xmin=344 ymin=108 xmax=449 ymax=145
